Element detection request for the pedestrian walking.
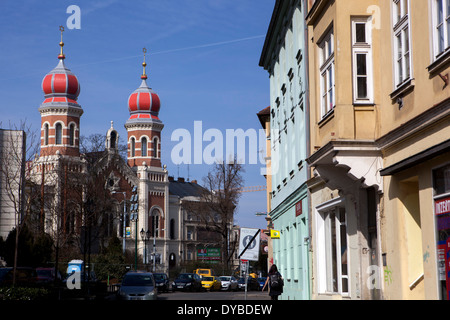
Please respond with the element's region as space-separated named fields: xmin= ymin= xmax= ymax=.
xmin=262 ymin=264 xmax=283 ymax=300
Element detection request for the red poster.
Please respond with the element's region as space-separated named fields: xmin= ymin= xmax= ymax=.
xmin=295 ymin=201 xmax=302 ymax=217
xmin=435 ymin=197 xmax=450 ymax=216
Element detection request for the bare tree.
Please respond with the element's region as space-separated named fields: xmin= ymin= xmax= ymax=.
xmin=184 ymin=160 xmax=244 ymax=269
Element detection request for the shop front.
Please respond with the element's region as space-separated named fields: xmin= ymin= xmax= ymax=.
xmin=433 ymin=164 xmax=450 ymax=300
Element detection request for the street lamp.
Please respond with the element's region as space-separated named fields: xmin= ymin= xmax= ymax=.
xmin=112 ymin=191 xmax=127 ymax=254
xmin=140 ymin=228 xmax=151 ymax=266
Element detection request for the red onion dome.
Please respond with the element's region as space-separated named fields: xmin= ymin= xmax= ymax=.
xmin=128 ymin=80 xmax=160 ymax=116
xmin=126 ymin=48 xmax=161 ymax=124
xmin=41 ymin=59 xmax=80 ymax=101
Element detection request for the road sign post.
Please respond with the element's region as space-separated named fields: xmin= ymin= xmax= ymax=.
xmin=238 ymin=228 xmax=261 ymax=261
xmin=238 ymin=228 xmax=260 ymax=300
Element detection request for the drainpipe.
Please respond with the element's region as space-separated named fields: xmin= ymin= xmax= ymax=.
xmin=303 ymin=0 xmax=313 ymax=300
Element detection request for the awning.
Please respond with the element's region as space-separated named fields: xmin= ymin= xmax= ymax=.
xmin=380 ymin=139 xmax=450 ymax=176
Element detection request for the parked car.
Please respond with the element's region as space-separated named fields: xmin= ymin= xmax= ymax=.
xmin=153 ymin=273 xmax=169 ymax=292
xmin=194 ymin=268 xmax=213 ymax=278
xmin=36 ymin=267 xmax=62 ymax=285
xmin=219 ymin=276 xmax=238 ymax=291
xmin=201 ymin=276 xmax=221 ymax=291
xmin=0 ymin=267 xmax=38 ymax=287
xmin=172 ymin=273 xmax=202 ymax=292
xmin=257 ymin=277 xmax=267 ymax=291
xmin=237 ymin=277 xmax=259 ymax=291
xmin=117 ymin=271 xmax=157 ymax=300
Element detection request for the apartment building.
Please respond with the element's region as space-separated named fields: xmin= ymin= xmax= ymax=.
xmin=376 ymin=0 xmax=450 ymax=300
xmin=259 ymin=0 xmax=311 ymax=300
xmin=306 ymin=0 xmax=384 ymax=300
xmin=0 ymin=129 xmax=26 ymax=240
xmin=304 ymin=0 xmax=450 ymax=300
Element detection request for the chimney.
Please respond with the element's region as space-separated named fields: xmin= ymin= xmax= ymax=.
xmin=191 ymin=179 xmax=197 ymax=184
xmin=178 ymin=177 xmax=185 ymax=183
xmin=168 ymin=176 xmax=174 ymax=181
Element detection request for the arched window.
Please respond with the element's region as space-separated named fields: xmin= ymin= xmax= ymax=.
xmin=150 ymin=208 xmax=161 ymax=238
xmin=153 ymin=137 xmax=158 ymax=158
xmin=44 ymin=124 xmax=49 ymax=146
xmin=69 ymin=124 xmax=75 ymax=146
xmin=130 ymin=137 xmax=135 ymax=157
xmin=151 ymin=215 xmax=159 ymax=237
xmin=110 ymin=131 xmax=117 ymax=149
xmin=55 ymin=123 xmax=62 ymax=145
xmin=141 ymin=137 xmax=147 ymax=157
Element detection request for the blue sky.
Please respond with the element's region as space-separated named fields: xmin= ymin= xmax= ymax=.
xmin=0 ymin=0 xmax=274 ymax=229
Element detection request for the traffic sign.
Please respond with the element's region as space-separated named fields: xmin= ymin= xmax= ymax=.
xmin=238 ymin=228 xmax=260 ymax=261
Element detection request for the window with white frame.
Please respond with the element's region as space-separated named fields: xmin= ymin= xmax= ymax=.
xmin=141 ymin=137 xmax=148 ymax=157
xmin=130 ymin=137 xmax=136 ymax=157
xmin=352 ymin=17 xmax=373 ymax=103
xmin=392 ymin=0 xmax=412 ymax=87
xmin=316 ymin=200 xmax=349 ymax=295
xmin=319 ymin=28 xmax=335 ymax=118
xmin=69 ymin=124 xmax=75 ymax=146
xmin=44 ymin=123 xmax=49 ymax=146
xmin=431 ymin=0 xmax=450 ymax=59
xmin=55 ymin=123 xmax=62 ymax=145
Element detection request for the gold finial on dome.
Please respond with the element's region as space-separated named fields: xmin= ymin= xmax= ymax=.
xmin=58 ymin=25 xmax=65 ymax=60
xmin=141 ymin=47 xmax=148 ymax=80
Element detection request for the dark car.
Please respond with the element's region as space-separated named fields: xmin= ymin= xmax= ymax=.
xmin=117 ymin=271 xmax=157 ymax=300
xmin=0 ymin=267 xmax=38 ymax=287
xmin=36 ymin=267 xmax=62 ymax=285
xmin=238 ymin=277 xmax=260 ymax=291
xmin=153 ymin=273 xmax=169 ymax=292
xmin=172 ymin=273 xmax=202 ymax=292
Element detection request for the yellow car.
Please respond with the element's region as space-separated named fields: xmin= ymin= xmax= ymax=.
xmin=201 ymin=276 xmax=221 ymax=291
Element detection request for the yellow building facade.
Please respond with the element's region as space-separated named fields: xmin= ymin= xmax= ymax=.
xmin=376 ymin=0 xmax=450 ymax=300
xmin=306 ymin=0 xmax=450 ymax=300
xmin=306 ymin=0 xmax=384 ymax=300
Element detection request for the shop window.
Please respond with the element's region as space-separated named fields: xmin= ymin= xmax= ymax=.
xmin=433 ymin=164 xmax=450 ymax=300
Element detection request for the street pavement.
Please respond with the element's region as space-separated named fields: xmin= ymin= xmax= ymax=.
xmin=157 ymin=289 xmax=271 ymax=300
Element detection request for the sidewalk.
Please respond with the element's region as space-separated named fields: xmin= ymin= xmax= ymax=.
xmin=231 ymin=290 xmax=271 ymax=300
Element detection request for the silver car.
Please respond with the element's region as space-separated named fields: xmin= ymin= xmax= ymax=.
xmin=219 ymin=276 xmax=238 ymax=291
xmin=118 ymin=271 xmax=158 ymax=300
